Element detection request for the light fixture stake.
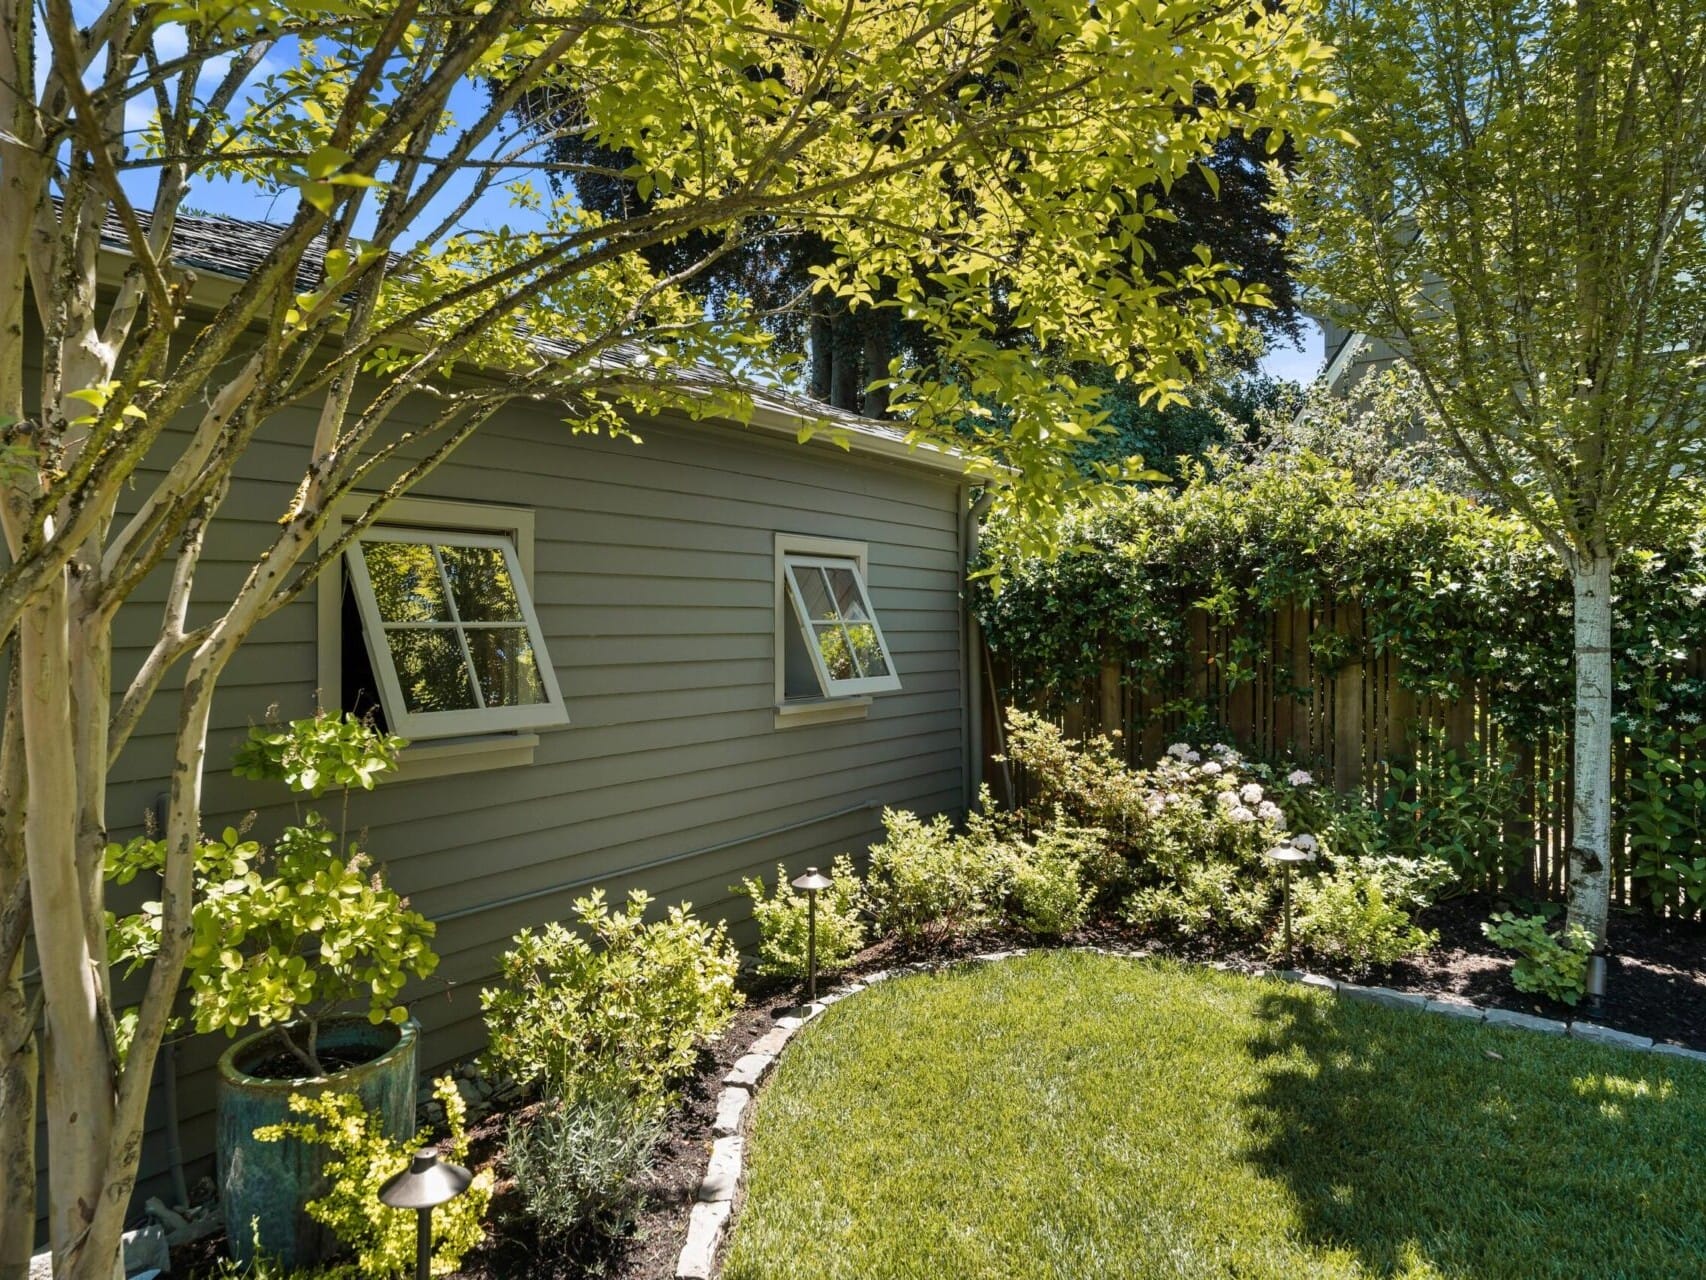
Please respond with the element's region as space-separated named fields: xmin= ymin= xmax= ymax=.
xmin=791 ymin=866 xmax=834 ymax=1002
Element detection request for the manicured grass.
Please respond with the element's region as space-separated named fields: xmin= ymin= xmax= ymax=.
xmin=723 ymin=952 xmax=1706 ymax=1280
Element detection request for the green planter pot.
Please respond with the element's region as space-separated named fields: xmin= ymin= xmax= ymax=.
xmin=216 ymin=1015 xmax=419 ymax=1268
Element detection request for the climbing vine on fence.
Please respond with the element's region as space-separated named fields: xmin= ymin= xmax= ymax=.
xmin=976 ymin=460 xmax=1706 ymax=743
xmin=974 ymin=461 xmax=1706 ymax=914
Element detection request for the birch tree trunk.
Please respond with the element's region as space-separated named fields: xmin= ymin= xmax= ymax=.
xmin=1565 ymin=551 xmax=1615 ymax=946
xmin=0 ymin=662 xmax=35 ymax=1280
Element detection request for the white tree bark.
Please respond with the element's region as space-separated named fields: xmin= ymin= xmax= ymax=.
xmin=1566 ymin=551 xmax=1615 ymax=947
xmin=0 ymin=664 xmax=35 ymax=1280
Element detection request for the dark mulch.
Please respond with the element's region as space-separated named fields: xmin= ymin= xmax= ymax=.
xmin=176 ymin=900 xmax=1706 ymax=1279
xmin=1371 ymin=892 xmax=1706 ymax=1048
xmin=453 ymin=992 xmax=791 ymax=1280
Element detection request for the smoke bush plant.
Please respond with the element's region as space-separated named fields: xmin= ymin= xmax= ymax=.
xmin=738 ymin=855 xmax=868 ymax=978
xmin=481 ymin=890 xmax=740 ymax=1107
xmin=253 ymin=1076 xmax=490 ymax=1278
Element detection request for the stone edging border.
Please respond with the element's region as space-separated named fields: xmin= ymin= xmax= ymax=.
xmin=671 ymin=947 xmax=1706 ymax=1279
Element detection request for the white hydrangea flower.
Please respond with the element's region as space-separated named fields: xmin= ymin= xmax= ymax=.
xmin=1199 ymin=760 xmax=1221 ymax=776
xmin=1217 ymin=789 xmax=1239 ymax=809
xmin=1183 ymin=750 xmax=1201 ymax=764
xmin=1227 ymin=805 xmax=1256 ymax=823
xmin=1287 ymin=769 xmax=1314 ymax=787
xmin=1165 ymin=742 xmax=1192 ymax=759
xmin=1257 ymin=800 xmax=1284 ymax=823
xmin=1292 ymin=833 xmax=1318 ymax=852
xmin=1239 ymin=782 xmax=1264 ymax=805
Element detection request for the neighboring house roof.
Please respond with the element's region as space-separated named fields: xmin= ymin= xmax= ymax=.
xmin=92 ymin=206 xmax=968 ymax=477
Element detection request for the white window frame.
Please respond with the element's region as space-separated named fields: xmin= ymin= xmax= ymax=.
xmin=318 ymin=495 xmax=563 ymax=777
xmin=345 ymin=526 xmax=569 ymax=740
xmin=773 ymin=533 xmax=900 ymax=726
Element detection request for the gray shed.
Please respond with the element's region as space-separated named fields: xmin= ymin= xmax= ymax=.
xmin=59 ymin=211 xmax=981 ymax=1226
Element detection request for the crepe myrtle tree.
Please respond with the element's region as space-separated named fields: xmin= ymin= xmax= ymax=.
xmin=0 ymin=0 xmax=1333 ymax=1273
xmin=1292 ymin=0 xmax=1706 ymax=949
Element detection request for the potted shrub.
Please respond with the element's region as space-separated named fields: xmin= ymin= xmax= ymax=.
xmin=107 ymin=712 xmax=437 ymax=1267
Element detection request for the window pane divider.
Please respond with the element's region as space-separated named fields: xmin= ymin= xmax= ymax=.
xmin=432 ymin=545 xmax=487 ymax=710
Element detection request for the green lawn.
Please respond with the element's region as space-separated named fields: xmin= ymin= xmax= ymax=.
xmin=723 ymin=952 xmax=1706 ymax=1280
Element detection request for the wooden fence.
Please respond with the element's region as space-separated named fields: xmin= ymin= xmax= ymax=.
xmin=984 ymin=602 xmax=1705 ymax=916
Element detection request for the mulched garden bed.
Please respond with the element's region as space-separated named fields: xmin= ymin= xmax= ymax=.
xmin=177 ymin=898 xmax=1706 ymax=1278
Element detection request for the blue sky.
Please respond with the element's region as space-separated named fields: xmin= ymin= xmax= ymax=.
xmin=1259 ymin=319 xmax=1325 ymax=385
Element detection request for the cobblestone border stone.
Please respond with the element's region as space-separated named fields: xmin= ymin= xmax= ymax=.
xmin=672 ymin=948 xmax=1706 ymax=1279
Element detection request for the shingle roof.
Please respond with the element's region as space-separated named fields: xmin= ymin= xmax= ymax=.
xmin=95 ymin=205 xmax=960 ymax=472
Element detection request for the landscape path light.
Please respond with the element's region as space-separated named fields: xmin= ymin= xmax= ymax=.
xmin=1265 ymin=838 xmax=1317 ymax=968
xmin=791 ymin=865 xmax=835 ymax=1003
xmin=378 ymin=1146 xmax=472 ymax=1280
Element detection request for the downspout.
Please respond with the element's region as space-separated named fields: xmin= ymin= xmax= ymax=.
xmin=963 ymin=488 xmax=996 ymax=813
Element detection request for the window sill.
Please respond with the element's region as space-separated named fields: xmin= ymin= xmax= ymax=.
xmin=390 ymin=732 xmax=541 ymax=781
xmin=774 ymin=697 xmax=871 ymax=729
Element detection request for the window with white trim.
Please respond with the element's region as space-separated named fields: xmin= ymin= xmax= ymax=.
xmin=774 ymin=534 xmax=901 ymax=710
xmin=341 ymin=524 xmax=568 ymax=741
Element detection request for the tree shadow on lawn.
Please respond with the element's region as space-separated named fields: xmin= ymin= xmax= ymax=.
xmin=1238 ymin=987 xmax=1706 ymax=1279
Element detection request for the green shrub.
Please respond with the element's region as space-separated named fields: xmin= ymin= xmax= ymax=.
xmin=1290 ymin=856 xmax=1440 ymax=975
xmin=1006 ymin=813 xmax=1098 ymax=937
xmin=866 ymin=807 xmax=1010 ymax=940
xmin=738 ymin=855 xmax=867 ymax=978
xmin=1482 ymin=911 xmax=1595 ymax=1006
xmin=1380 ymin=731 xmax=1525 ymax=891
xmin=506 ymin=1082 xmax=664 ymax=1239
xmin=106 ymin=713 xmax=435 ymax=1075
xmin=253 ymin=1076 xmax=490 ymax=1278
xmin=481 ymin=889 xmax=741 ymax=1105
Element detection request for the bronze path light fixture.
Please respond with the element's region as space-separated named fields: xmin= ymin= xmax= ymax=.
xmin=378 ymin=1147 xmax=473 ymax=1280
xmin=1265 ymin=838 xmax=1317 ymax=968
xmin=792 ymin=866 xmax=835 ymax=1003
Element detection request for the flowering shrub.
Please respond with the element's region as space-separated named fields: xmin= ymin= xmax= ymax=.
xmin=1004 ymin=713 xmax=1442 ymax=956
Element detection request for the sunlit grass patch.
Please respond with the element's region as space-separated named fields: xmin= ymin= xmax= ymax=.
xmin=725 ymin=952 xmax=1706 ymax=1280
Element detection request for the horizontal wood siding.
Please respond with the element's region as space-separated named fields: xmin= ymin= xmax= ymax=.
xmin=82 ymin=399 xmax=969 ymax=1226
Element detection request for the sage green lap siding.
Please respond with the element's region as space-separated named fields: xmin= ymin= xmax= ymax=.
xmin=95 ymin=392 xmax=969 ymax=1226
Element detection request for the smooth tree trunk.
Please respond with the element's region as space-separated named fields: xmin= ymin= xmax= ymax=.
xmin=0 ymin=661 xmax=35 ymax=1280
xmin=1565 ymin=551 xmax=1615 ymax=947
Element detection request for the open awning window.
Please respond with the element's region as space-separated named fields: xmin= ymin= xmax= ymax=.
xmin=780 ymin=554 xmax=902 ymax=698
xmin=344 ymin=528 xmax=568 ymax=739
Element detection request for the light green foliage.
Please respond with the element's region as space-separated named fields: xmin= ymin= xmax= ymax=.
xmin=1005 ymin=814 xmax=1098 ymax=938
xmin=506 ymin=1082 xmax=665 ymax=1240
xmin=254 ymin=1077 xmax=490 ymax=1279
xmin=1293 ymin=0 xmax=1706 ymax=561
xmin=865 ymin=797 xmax=1101 ymax=941
xmin=726 ymin=953 xmax=1706 ymax=1279
xmin=738 ymin=856 xmax=867 ymax=979
xmin=866 ymin=809 xmax=1012 ymax=941
xmin=1482 ymin=912 xmax=1596 ymax=1007
xmin=105 ymin=718 xmax=436 ymax=1071
xmin=232 ymin=711 xmax=406 ymax=797
xmin=1290 ymin=858 xmax=1440 ymax=976
xmin=481 ymin=890 xmax=741 ymax=1106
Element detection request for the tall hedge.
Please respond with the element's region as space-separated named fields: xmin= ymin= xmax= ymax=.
xmin=976 ymin=460 xmax=1706 ymax=745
